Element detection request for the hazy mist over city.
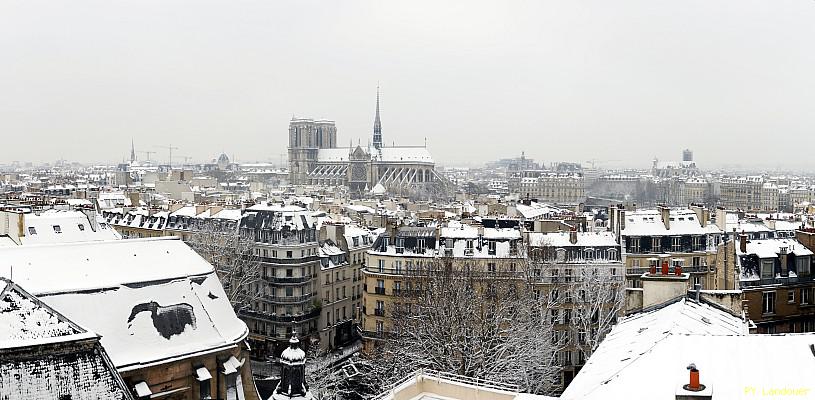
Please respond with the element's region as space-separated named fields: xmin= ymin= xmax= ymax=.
xmin=2 ymin=0 xmax=815 ymax=170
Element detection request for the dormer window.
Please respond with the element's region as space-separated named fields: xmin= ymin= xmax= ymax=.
xmin=78 ymin=224 xmax=85 ymax=231
xmin=53 ymin=225 xmax=62 ymax=234
xmin=28 ymin=227 xmax=36 ymax=235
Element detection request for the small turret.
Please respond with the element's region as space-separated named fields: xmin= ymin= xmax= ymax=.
xmin=272 ymin=335 xmax=313 ymax=400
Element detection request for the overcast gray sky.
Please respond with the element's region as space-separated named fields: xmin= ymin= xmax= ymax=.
xmin=2 ymin=0 xmax=815 ymax=169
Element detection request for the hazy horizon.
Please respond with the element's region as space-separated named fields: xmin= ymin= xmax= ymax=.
xmin=2 ymin=1 xmax=815 ymax=170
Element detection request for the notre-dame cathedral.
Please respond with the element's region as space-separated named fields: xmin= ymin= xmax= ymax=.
xmin=287 ymin=89 xmax=445 ymax=196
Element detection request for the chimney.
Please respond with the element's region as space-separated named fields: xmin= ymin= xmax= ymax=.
xmin=676 ymin=363 xmax=711 ymax=400
xmin=660 ymin=205 xmax=671 ymax=231
xmin=779 ymin=247 xmax=788 ymax=277
xmin=739 ymin=233 xmax=747 ymax=253
xmin=569 ymin=228 xmax=578 ymax=245
xmin=685 ymin=364 xmax=703 ymax=391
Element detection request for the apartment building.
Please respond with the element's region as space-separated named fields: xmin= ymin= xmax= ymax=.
xmin=526 ymin=230 xmax=623 ymax=388
xmin=738 ymin=233 xmax=815 ymax=334
xmin=615 ymin=206 xmax=723 ymax=290
xmin=318 ymin=223 xmax=375 ymax=352
xmin=239 ymin=204 xmax=321 ymax=358
xmin=361 ymin=222 xmax=525 ymax=351
xmin=509 ymin=171 xmax=585 ymax=205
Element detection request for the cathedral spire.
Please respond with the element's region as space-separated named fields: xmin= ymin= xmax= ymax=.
xmin=373 ymin=86 xmax=382 ymax=149
xmin=130 ymin=138 xmax=136 ymax=163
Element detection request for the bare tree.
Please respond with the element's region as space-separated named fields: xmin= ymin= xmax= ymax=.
xmin=304 ymin=345 xmax=361 ymax=400
xmin=186 ymin=218 xmax=263 ymax=310
xmin=356 ymin=257 xmax=565 ymax=397
xmin=567 ymin=265 xmax=625 ymax=362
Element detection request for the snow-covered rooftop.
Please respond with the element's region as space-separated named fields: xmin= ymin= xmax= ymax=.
xmin=528 ymin=231 xmax=618 ymax=248
xmin=738 ymin=238 xmax=814 ymax=259
xmin=621 ymin=209 xmax=717 ymax=236
xmin=0 ymin=238 xmax=248 ymax=371
xmin=561 ymin=299 xmax=811 ymax=400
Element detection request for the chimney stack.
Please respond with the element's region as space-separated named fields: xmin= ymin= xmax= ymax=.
xmin=739 ymin=232 xmax=747 ymax=253
xmin=684 ymin=364 xmax=703 ymax=392
xmin=569 ymin=228 xmax=578 ymax=245
xmin=660 ymin=205 xmax=671 ymax=231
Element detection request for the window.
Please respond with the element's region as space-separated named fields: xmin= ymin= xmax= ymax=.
xmin=630 ymin=238 xmax=640 ymax=253
xmin=652 ymin=237 xmax=661 ymax=252
xmin=285 ymin=287 xmax=293 ymax=297
xmin=550 ymin=309 xmax=559 ymax=324
xmin=692 ymin=256 xmax=701 ymax=267
xmin=761 ymin=260 xmax=775 ymax=279
xmin=378 ymin=260 xmax=385 ymax=273
xmin=53 ymin=225 xmax=62 ymax=234
xmin=488 ymin=263 xmax=496 ymax=273
xmin=762 ymin=292 xmax=776 ymax=314
xmin=286 ymin=269 xmax=293 ymax=277
xmin=286 ymin=251 xmax=293 ymax=258
xmin=77 ymin=224 xmax=85 ymax=231
xmin=801 ymin=288 xmax=813 ymax=304
xmin=28 ymin=227 xmax=36 ymax=235
xmin=564 ymin=309 xmax=571 ymax=324
xmin=797 ymin=256 xmax=811 ymax=275
xmin=375 ymin=320 xmax=384 ymax=335
xmin=788 ymin=290 xmax=795 ymax=303
xmin=550 ymin=289 xmax=559 ymax=302
xmin=632 ymin=258 xmax=640 ymax=268
xmin=671 ymin=237 xmax=681 ymax=251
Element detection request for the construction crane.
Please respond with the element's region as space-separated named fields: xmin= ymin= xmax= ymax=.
xmin=137 ymin=150 xmax=156 ymax=161
xmin=154 ymin=144 xmax=179 ymax=166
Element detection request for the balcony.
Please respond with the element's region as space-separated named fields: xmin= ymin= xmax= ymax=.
xmin=374 ymin=287 xmax=386 ymax=295
xmin=739 ymin=273 xmax=814 ymax=288
xmin=264 ymin=293 xmax=315 ymax=304
xmin=263 ymin=275 xmax=312 ymax=284
xmin=626 ymin=265 xmax=711 ymax=276
xmin=258 ymin=255 xmax=320 ymax=265
xmin=237 ymin=307 xmax=321 ymax=323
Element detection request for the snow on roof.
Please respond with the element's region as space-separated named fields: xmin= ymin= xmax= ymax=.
xmin=513 ymin=202 xmax=566 ymax=219
xmin=211 ymin=208 xmax=243 ymax=221
xmin=170 ymin=205 xmax=198 ymax=217
xmin=739 ymin=238 xmax=814 ymax=259
xmin=726 ymin=219 xmax=771 ymax=234
xmin=621 ymin=209 xmax=712 ymax=236
xmin=345 ymin=204 xmax=376 ymax=214
xmin=528 ymin=231 xmax=618 ymax=248
xmin=440 ymin=224 xmax=479 ymax=239
xmin=562 ymin=299 xmax=777 ymax=400
xmin=316 ymin=148 xmax=352 ymax=163
xmin=22 ymin=210 xmax=121 ymax=245
xmin=0 ymin=238 xmax=247 ymax=370
xmin=376 ymin=146 xmax=434 ymax=164
xmin=483 ymin=228 xmax=522 ymax=240
xmin=0 ymin=279 xmax=93 ymax=349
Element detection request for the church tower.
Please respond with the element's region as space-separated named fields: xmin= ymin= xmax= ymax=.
xmin=372 ymin=87 xmax=382 ymax=149
xmin=130 ymin=138 xmax=136 ymax=163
